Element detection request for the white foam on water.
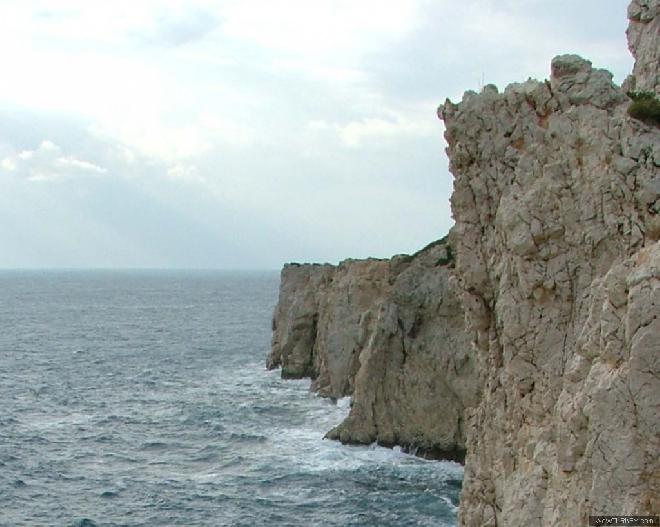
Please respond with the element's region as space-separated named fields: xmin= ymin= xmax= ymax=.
xmin=441 ymin=495 xmax=460 ymax=514
xmin=20 ymin=411 xmax=93 ymax=430
xmin=244 ymin=362 xmax=463 ymax=527
xmin=335 ymin=396 xmax=351 ymax=412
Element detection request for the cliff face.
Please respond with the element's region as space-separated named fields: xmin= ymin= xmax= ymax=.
xmin=627 ymin=0 xmax=659 ymax=93
xmin=325 ymin=240 xmax=479 ymax=459
xmin=267 ymin=262 xmax=335 ymax=379
xmin=312 ymin=258 xmax=393 ymax=398
xmin=268 ymin=240 xmax=479 ymax=457
xmin=268 ymin=2 xmax=658 ymax=524
xmin=440 ymin=4 xmax=659 ymax=524
xmin=268 ymin=258 xmax=392 ymax=397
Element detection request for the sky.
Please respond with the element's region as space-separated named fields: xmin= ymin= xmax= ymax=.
xmin=0 ymin=0 xmax=634 ymax=269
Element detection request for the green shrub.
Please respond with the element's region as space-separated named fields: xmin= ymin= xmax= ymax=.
xmin=435 ymin=245 xmax=454 ymax=267
xmin=627 ymin=91 xmax=660 ymax=127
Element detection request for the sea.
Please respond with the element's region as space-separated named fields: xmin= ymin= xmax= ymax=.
xmin=0 ymin=270 xmax=462 ymax=527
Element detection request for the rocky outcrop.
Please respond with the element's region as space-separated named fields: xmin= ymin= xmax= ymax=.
xmin=627 ymin=0 xmax=659 ymax=93
xmin=311 ymin=258 xmax=393 ymax=398
xmin=268 ymin=257 xmax=392 ymax=397
xmin=268 ymin=1 xmax=658 ymax=524
xmin=267 ymin=262 xmax=335 ymax=379
xmin=267 ymin=239 xmax=479 ymax=458
xmin=439 ymin=3 xmax=659 ymax=524
xmin=325 ymin=240 xmax=479 ymax=459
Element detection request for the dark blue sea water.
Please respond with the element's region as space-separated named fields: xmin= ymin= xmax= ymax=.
xmin=0 ymin=271 xmax=461 ymax=527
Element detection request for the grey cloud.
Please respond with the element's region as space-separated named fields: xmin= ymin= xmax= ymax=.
xmin=363 ymin=0 xmax=632 ymax=106
xmin=0 ymin=110 xmax=317 ymax=268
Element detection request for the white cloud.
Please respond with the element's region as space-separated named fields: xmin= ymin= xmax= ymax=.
xmin=166 ymin=162 xmax=205 ymax=184
xmin=0 ymin=0 xmax=635 ymax=268
xmin=340 ymin=117 xmax=433 ymax=147
xmin=309 ymin=112 xmax=436 ymax=148
xmin=1 ymin=140 xmax=107 ymax=182
xmin=16 ymin=1 xmax=220 ymax=45
xmin=89 ymin=111 xmax=254 ymax=164
xmin=1 ymin=157 xmax=16 ymax=171
xmin=269 ymin=58 xmax=368 ymax=87
xmin=136 ymin=7 xmax=220 ymax=46
xmin=0 ymin=1 xmax=257 ymax=167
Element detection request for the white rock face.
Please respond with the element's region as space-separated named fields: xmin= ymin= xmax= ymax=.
xmin=326 ymin=240 xmax=479 ymax=459
xmin=268 ymin=258 xmax=392 ymax=396
xmin=269 ymin=1 xmax=658 ymax=522
xmin=267 ymin=263 xmax=335 ymax=379
xmin=268 ymin=240 xmax=479 ymax=457
xmin=312 ymin=258 xmax=393 ymax=398
xmin=627 ymin=0 xmax=660 ymax=93
xmin=440 ymin=7 xmax=659 ymax=523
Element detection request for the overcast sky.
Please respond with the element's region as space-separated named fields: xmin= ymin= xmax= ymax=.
xmin=0 ymin=0 xmax=633 ymax=269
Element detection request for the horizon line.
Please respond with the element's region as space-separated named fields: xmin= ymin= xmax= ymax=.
xmin=0 ymin=267 xmax=282 ymax=272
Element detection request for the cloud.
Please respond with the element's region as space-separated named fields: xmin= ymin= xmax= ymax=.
xmin=88 ymin=111 xmax=255 ymax=165
xmin=0 ymin=0 xmax=635 ymax=268
xmin=1 ymin=140 xmax=107 ymax=182
xmin=220 ymin=0 xmax=421 ymax=58
xmin=137 ymin=7 xmax=221 ymax=46
xmin=308 ymin=113 xmax=435 ymax=148
xmin=269 ymin=59 xmax=368 ymax=87
xmin=166 ymin=162 xmax=205 ymax=184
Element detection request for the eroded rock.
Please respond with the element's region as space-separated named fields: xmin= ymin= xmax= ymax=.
xmin=268 ymin=1 xmax=658 ymax=523
xmin=267 ymin=239 xmax=479 ymax=458
xmin=325 ymin=239 xmax=479 ymax=459
xmin=440 ymin=2 xmax=659 ymax=523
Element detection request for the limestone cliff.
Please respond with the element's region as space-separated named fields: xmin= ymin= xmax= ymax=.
xmin=627 ymin=0 xmax=659 ymax=93
xmin=267 ymin=262 xmax=335 ymax=380
xmin=267 ymin=239 xmax=479 ymax=458
xmin=439 ymin=3 xmax=659 ymax=524
xmin=268 ymin=257 xmax=392 ymax=397
xmin=268 ymin=1 xmax=658 ymax=524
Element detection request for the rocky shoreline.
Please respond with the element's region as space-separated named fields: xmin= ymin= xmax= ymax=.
xmin=267 ymin=1 xmax=659 ymax=525
xmin=268 ymin=237 xmax=479 ymax=461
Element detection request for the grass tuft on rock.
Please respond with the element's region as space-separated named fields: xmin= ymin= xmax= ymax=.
xmin=627 ymin=91 xmax=660 ymax=127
